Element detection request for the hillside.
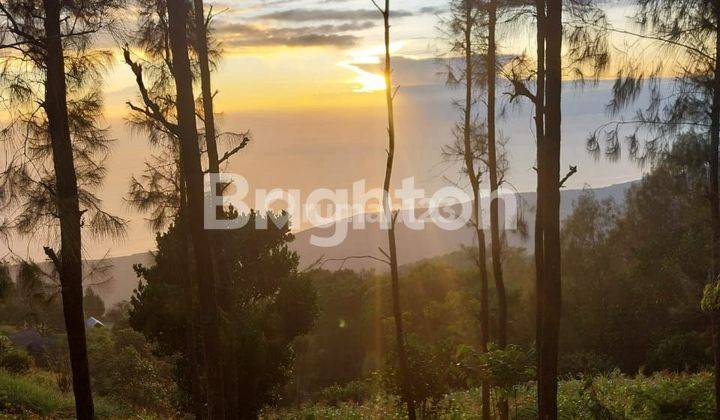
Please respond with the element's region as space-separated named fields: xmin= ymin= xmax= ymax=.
xmin=59 ymin=181 xmax=633 ymax=309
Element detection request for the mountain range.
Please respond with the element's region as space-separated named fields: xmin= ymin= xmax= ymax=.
xmin=74 ymin=181 xmax=634 ymax=309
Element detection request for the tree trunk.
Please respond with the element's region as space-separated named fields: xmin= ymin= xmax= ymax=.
xmin=42 ymin=1 xmax=94 ymax=418
xmin=538 ymin=0 xmax=562 ymax=417
xmin=459 ymin=3 xmax=491 ymax=417
xmin=191 ymin=1 xmax=239 ymax=415
xmin=192 ymin=0 xmax=219 ymax=174
xmin=478 ymin=230 xmax=491 ymax=420
xmin=710 ymin=6 xmax=720 ymax=417
xmin=178 ymin=169 xmax=205 ymax=419
xmin=380 ymin=2 xmax=415 ymax=418
xmin=487 ymin=2 xmax=508 ymax=418
xmin=534 ymin=0 xmax=546 ymax=348
xmin=166 ymin=1 xmax=226 ymax=417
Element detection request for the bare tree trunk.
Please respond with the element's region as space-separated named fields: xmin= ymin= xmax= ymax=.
xmin=458 ymin=2 xmax=491 ymax=417
xmin=192 ymin=0 xmax=219 ymax=173
xmin=486 ymin=2 xmax=508 ymax=418
xmin=379 ymin=1 xmax=415 ymax=418
xmin=181 ymin=226 xmax=205 ymax=419
xmin=191 ymin=1 xmax=238 ymax=415
xmin=42 ymin=1 xmax=94 ymax=418
xmin=478 ymin=230 xmax=491 ymax=420
xmin=710 ymin=7 xmax=720 ymax=418
xmin=537 ymin=0 xmax=562 ymax=416
xmin=178 ymin=170 xmax=205 ymax=419
xmin=166 ymin=1 xmax=225 ymax=417
xmin=534 ymin=0 xmax=547 ymax=354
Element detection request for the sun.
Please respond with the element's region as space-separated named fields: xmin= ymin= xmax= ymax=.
xmin=353 ymin=71 xmax=387 ymax=93
xmin=340 ymin=42 xmax=404 ymax=93
xmin=339 ymin=60 xmax=386 ymax=93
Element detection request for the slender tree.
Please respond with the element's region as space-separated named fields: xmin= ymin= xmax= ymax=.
xmin=189 ymin=2 xmax=241 ymax=410
xmin=372 ymin=0 xmax=416 ymax=418
xmin=484 ymin=0 xmax=509 ymax=416
xmin=503 ymin=0 xmax=607 ymax=415
xmin=123 ymin=1 xmax=247 ymax=414
xmin=536 ymin=0 xmax=562 ymax=416
xmin=442 ymin=1 xmax=492 ymax=417
xmin=166 ymin=0 xmax=225 ymax=416
xmin=0 ymin=2 xmax=125 ymax=417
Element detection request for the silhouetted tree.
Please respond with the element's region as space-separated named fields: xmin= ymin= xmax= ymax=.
xmin=502 ymin=0 xmax=608 ymax=415
xmin=165 ymin=0 xmax=226 ymax=416
xmin=130 ymin=212 xmax=316 ymax=417
xmin=441 ymin=0 xmax=492 ymax=417
xmin=372 ymin=0 xmax=416 ymax=418
xmin=123 ymin=1 xmax=248 ymax=414
xmin=0 ymin=2 xmax=125 ymax=417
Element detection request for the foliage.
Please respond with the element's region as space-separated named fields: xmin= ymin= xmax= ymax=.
xmin=457 ymin=343 xmax=535 ymax=392
xmin=384 ymin=334 xmax=464 ymax=411
xmin=0 ymin=369 xmax=162 ymax=418
xmin=559 ymin=351 xmax=616 ymax=378
xmin=315 ymin=376 xmax=382 ymax=406
xmin=267 ymin=372 xmax=716 ymax=419
xmin=86 ymin=327 xmax=177 ymax=413
xmin=83 ymin=287 xmax=105 ymax=319
xmin=701 ymin=278 xmax=720 ymax=313
xmin=645 ymin=332 xmax=712 ymax=374
xmin=0 ymin=335 xmax=32 ymax=374
xmin=0 ymin=347 xmax=32 ymax=374
xmin=130 ymin=212 xmax=317 ymax=415
xmin=0 ymin=0 xmax=128 ymax=242
xmin=561 ymin=134 xmax=712 ymax=372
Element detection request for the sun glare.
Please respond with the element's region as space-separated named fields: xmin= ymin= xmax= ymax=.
xmin=339 ymin=42 xmax=405 ymax=93
xmin=354 ymin=71 xmax=387 ymax=93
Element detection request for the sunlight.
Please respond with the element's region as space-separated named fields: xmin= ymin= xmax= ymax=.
xmin=338 ymin=42 xmax=406 ymax=93
xmin=338 ymin=60 xmax=387 ymax=93
xmin=353 ymin=70 xmax=387 ymax=93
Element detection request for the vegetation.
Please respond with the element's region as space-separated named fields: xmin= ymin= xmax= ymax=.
xmin=265 ymin=372 xmax=716 ymax=419
xmin=0 ymin=0 xmax=718 ymax=417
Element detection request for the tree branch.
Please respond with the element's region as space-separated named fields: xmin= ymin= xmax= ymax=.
xmin=43 ymin=246 xmax=61 ymax=272
xmin=559 ymin=165 xmax=578 ymax=188
xmin=123 ymin=48 xmax=180 ymax=137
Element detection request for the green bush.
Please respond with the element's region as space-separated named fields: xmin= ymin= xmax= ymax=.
xmin=264 ymin=371 xmax=717 ymax=420
xmin=645 ymin=332 xmax=711 ymax=373
xmin=316 ymin=377 xmax=380 ymax=405
xmin=86 ymin=327 xmax=177 ymax=413
xmin=0 ymin=335 xmax=32 ymax=374
xmin=0 ymin=369 xmax=158 ymax=418
xmin=0 ymin=348 xmax=32 ymax=374
xmin=559 ymin=351 xmax=616 ymax=378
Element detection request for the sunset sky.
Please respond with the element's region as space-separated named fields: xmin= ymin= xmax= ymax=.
xmin=4 ymin=0 xmax=662 ymax=259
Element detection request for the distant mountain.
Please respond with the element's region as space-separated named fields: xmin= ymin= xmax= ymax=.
xmin=290 ymin=181 xmax=634 ymax=272
xmin=28 ymin=181 xmax=633 ymax=310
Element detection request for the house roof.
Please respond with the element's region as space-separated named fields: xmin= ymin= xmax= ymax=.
xmin=85 ymin=317 xmax=105 ymax=328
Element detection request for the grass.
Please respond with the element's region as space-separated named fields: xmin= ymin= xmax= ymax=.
xmin=0 ymin=369 xmax=163 ymax=419
xmin=264 ymin=371 xmax=716 ymax=419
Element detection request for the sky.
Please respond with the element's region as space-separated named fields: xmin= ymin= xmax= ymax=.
xmin=3 ymin=0 xmax=662 ymax=260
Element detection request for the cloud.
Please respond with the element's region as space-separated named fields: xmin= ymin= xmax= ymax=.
xmin=353 ymin=56 xmax=446 ymax=87
xmin=418 ymin=6 xmax=444 ymax=14
xmin=258 ymin=8 xmax=413 ymax=22
xmin=216 ymin=21 xmax=370 ymax=48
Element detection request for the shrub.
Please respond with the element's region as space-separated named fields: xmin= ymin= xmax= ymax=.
xmin=645 ymin=332 xmax=711 ymax=373
xmin=316 ymin=377 xmax=380 ymax=405
xmin=0 ymin=335 xmax=32 ymax=374
xmin=86 ymin=327 xmax=177 ymax=413
xmin=559 ymin=351 xmax=616 ymax=378
xmin=0 ymin=348 xmax=32 ymax=374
